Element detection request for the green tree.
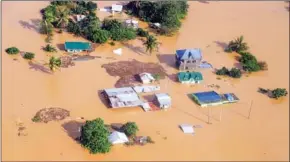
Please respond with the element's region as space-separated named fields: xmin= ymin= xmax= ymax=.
xmin=225 ymin=36 xmax=249 ymax=53
xmin=55 ymin=5 xmax=70 ymax=28
xmin=23 ymin=52 xmax=35 ymax=60
xmin=143 ymin=35 xmax=159 ymax=54
xmin=43 ymin=44 xmax=57 ymax=52
xmin=228 ymin=68 xmax=242 ymax=78
xmin=239 ymin=52 xmax=261 ymax=72
xmin=216 ymin=67 xmax=229 ymax=75
xmin=80 ymin=118 xmax=111 ymax=154
xmin=48 ymin=56 xmax=61 ymax=72
xmin=271 ymin=88 xmax=288 ymax=99
xmin=40 ymin=19 xmax=54 ymax=35
xmin=122 ymin=122 xmax=139 ymax=137
xmin=67 ymin=20 xmax=82 ymax=36
xmin=5 ymin=47 xmax=20 ymax=55
xmin=88 ymin=29 xmax=110 ymax=44
xmin=86 ymin=1 xmax=98 ymax=12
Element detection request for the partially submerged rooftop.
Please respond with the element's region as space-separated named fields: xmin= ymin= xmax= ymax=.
xmin=103 ymin=87 xmax=143 ymax=108
xmin=176 ymin=49 xmax=202 ymax=61
xmin=64 ymin=42 xmax=91 ymax=51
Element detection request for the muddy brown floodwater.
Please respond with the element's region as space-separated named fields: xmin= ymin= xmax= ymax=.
xmin=2 ymin=1 xmax=289 ymax=161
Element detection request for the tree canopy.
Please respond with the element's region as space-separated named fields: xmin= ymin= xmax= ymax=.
xmin=80 ymin=118 xmax=111 ymax=154
xmin=121 ymin=122 xmax=139 ymax=137
xmin=125 ymin=1 xmax=188 ymax=35
xmin=271 ymin=88 xmax=288 ymax=99
xmin=6 ymin=47 xmax=20 ymax=55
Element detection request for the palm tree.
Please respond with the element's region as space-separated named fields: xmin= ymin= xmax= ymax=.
xmin=55 ymin=6 xmax=70 ymax=28
xmin=40 ymin=19 xmax=54 ymax=35
xmin=143 ymin=35 xmax=159 ymax=55
xmin=48 ymin=56 xmax=61 ymax=72
xmin=43 ymin=44 xmax=57 ymax=52
xmin=226 ymin=36 xmax=249 ymax=53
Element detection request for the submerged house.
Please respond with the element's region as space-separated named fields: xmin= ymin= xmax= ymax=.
xmin=175 ymin=49 xmax=202 ymax=71
xmin=64 ymin=42 xmax=91 ymax=53
xmin=155 ymin=93 xmax=172 ymax=109
xmin=191 ymin=91 xmax=239 ymax=107
xmin=102 ymin=87 xmax=143 ymax=108
xmin=178 ymin=71 xmax=203 ymax=84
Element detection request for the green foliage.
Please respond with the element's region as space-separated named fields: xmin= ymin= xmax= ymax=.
xmin=67 ymin=20 xmax=82 ymax=36
xmin=216 ymin=67 xmax=242 ymax=78
xmin=271 ymin=88 xmax=288 ymax=99
xmin=88 ymin=29 xmax=110 ymax=44
xmin=136 ymin=28 xmax=149 ymax=37
xmin=239 ymin=52 xmax=261 ymax=72
xmin=143 ymin=35 xmax=159 ymax=54
xmin=80 ymin=118 xmax=111 ymax=154
xmin=86 ymin=1 xmax=98 ymax=12
xmin=40 ymin=19 xmax=54 ymax=35
xmin=42 ymin=5 xmax=57 ymax=23
xmin=216 ymin=67 xmax=229 ymax=75
xmin=50 ymin=1 xmax=70 ymax=6
xmin=122 ymin=122 xmax=139 ymax=137
xmin=102 ymin=19 xmax=136 ymax=41
xmin=43 ymin=44 xmax=57 ymax=52
xmin=228 ymin=68 xmax=242 ymax=78
xmin=6 ymin=47 xmax=20 ymax=55
xmin=31 ymin=115 xmax=41 ymax=122
xmin=126 ymin=1 xmax=188 ymax=35
xmin=71 ymin=5 xmax=87 ymax=15
xmin=23 ymin=52 xmax=35 ymax=60
xmin=225 ymin=36 xmax=249 ymax=53
xmin=48 ymin=56 xmax=61 ymax=72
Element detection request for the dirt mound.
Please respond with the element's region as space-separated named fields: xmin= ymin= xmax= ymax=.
xmin=32 ymin=107 xmax=70 ymax=123
xmin=102 ymin=59 xmax=167 ymax=87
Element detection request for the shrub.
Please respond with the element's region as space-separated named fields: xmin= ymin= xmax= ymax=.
xmin=31 ymin=115 xmax=41 ymax=122
xmin=225 ymin=36 xmax=249 ymax=53
xmin=80 ymin=118 xmax=111 ymax=154
xmin=271 ymin=88 xmax=288 ymax=99
xmin=136 ymin=28 xmax=149 ymax=37
xmin=228 ymin=68 xmax=242 ymax=78
xmin=6 ymin=47 xmax=20 ymax=55
xmin=88 ymin=29 xmax=110 ymax=44
xmin=67 ymin=20 xmax=82 ymax=36
xmin=216 ymin=67 xmax=229 ymax=75
xmin=110 ymin=28 xmax=136 ymax=41
xmin=121 ymin=122 xmax=139 ymax=137
xmin=43 ymin=44 xmax=57 ymax=52
xmin=23 ymin=52 xmax=35 ymax=60
xmin=239 ymin=52 xmax=261 ymax=72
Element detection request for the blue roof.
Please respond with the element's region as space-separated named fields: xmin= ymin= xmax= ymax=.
xmin=176 ymin=49 xmax=202 ymax=61
xmin=224 ymin=93 xmax=234 ymax=101
xmin=65 ymin=42 xmax=91 ymax=50
xmin=192 ymin=91 xmax=222 ymax=103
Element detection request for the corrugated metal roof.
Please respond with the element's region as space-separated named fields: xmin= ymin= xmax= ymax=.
xmin=176 ymin=49 xmax=202 ymax=61
xmin=192 ymin=91 xmax=222 ymax=103
xmin=65 ymin=42 xmax=91 ymax=50
xmin=178 ymin=71 xmax=203 ymax=82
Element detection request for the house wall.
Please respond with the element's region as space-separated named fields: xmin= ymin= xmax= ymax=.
xmin=178 ymin=59 xmax=202 ymax=71
xmin=67 ymin=49 xmax=84 ymax=53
